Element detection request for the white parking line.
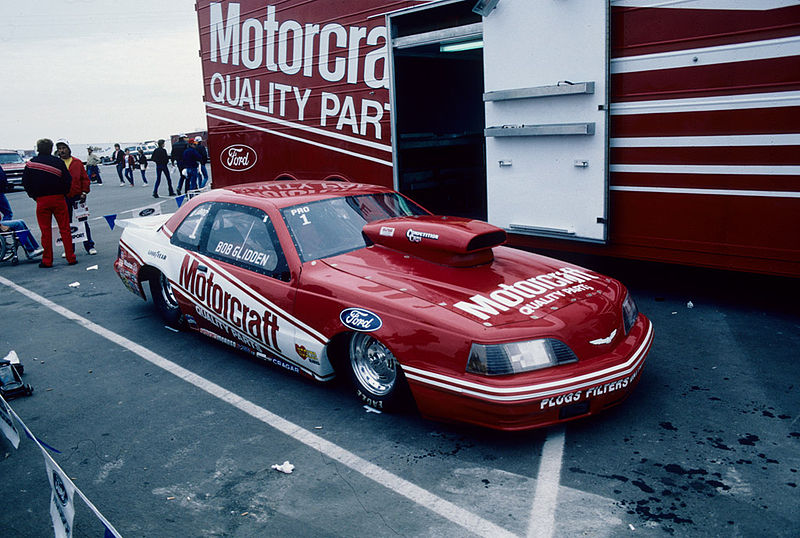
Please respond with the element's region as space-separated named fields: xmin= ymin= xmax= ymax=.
xmin=527 ymin=427 xmax=565 ymax=538
xmin=0 ymin=276 xmax=516 ymax=538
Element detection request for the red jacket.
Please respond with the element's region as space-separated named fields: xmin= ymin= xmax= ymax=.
xmin=65 ymin=157 xmax=90 ymax=198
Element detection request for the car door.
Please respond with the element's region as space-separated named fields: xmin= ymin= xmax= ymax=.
xmin=171 ymin=201 xmax=330 ymax=379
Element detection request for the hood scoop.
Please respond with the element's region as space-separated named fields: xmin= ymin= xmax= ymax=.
xmin=362 ymin=216 xmax=506 ymax=267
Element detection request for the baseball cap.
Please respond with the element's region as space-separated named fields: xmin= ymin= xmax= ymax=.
xmin=55 ymin=138 xmax=70 ymax=147
xmin=194 ymin=136 xmax=203 ymax=142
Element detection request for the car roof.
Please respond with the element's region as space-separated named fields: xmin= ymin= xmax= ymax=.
xmin=207 ymin=181 xmax=396 ymax=210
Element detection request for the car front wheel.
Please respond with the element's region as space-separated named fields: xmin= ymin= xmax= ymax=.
xmin=149 ymin=271 xmax=183 ymax=328
xmin=348 ymin=333 xmax=408 ymax=411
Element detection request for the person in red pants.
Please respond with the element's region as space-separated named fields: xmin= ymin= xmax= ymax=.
xmin=21 ymin=138 xmax=76 ymax=268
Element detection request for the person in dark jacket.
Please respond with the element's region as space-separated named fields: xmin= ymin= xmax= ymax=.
xmin=182 ymin=139 xmax=203 ymax=192
xmin=150 ymin=139 xmax=175 ymax=198
xmin=21 ymin=138 xmax=76 ymax=267
xmin=123 ymin=148 xmax=135 ymax=186
xmin=170 ymin=134 xmax=189 ymax=195
xmin=194 ymin=136 xmax=210 ymax=188
xmin=111 ymin=143 xmax=125 ymax=185
xmin=136 ymin=148 xmax=149 ymax=186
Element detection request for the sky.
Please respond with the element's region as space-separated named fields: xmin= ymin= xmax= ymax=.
xmin=0 ymin=0 xmax=207 ymax=151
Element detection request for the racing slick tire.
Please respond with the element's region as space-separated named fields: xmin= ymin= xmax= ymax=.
xmin=149 ymin=271 xmax=184 ymax=328
xmin=347 ymin=333 xmax=410 ymax=412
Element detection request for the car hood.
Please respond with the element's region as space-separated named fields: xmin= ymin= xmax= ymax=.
xmin=322 ymin=244 xmax=622 ymax=329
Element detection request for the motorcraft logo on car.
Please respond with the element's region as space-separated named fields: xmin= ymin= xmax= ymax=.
xmin=221 ymin=144 xmax=257 ymax=172
xmin=453 ymin=266 xmax=601 ymax=320
xmin=379 ymin=226 xmax=395 ymax=237
xmin=340 ymin=308 xmax=382 ymax=332
xmin=406 ymin=229 xmax=439 ymax=243
xmin=179 ymin=255 xmax=281 ymax=353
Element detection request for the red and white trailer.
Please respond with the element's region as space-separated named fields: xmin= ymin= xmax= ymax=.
xmin=195 ymin=0 xmax=800 ymax=277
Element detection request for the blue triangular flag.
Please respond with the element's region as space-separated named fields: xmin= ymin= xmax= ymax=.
xmin=104 ymin=214 xmax=117 ymax=230
xmin=176 ymin=195 xmax=186 ymax=207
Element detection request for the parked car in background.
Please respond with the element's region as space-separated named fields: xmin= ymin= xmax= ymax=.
xmin=137 ymin=141 xmax=158 ymax=157
xmin=95 ymin=147 xmax=116 ymax=164
xmin=0 ymin=150 xmax=26 ymax=190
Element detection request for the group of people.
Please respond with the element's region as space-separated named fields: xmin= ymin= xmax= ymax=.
xmin=108 ymin=134 xmax=209 ymax=198
xmin=2 ymin=134 xmax=212 ymax=268
xmin=2 ymin=138 xmax=96 ymax=267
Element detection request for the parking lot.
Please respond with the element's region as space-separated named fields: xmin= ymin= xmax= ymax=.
xmin=1 ymin=168 xmax=798 ymax=537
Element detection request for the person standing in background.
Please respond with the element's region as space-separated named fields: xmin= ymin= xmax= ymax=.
xmin=112 ymin=143 xmax=125 ymax=186
xmin=150 ymin=139 xmax=175 ymax=198
xmin=170 ymin=134 xmax=188 ymax=195
xmin=123 ymin=148 xmax=135 ymax=186
xmin=182 ymin=138 xmax=203 ymax=192
xmin=195 ymin=136 xmax=210 ymax=188
xmin=56 ymin=139 xmax=96 ymax=256
xmin=85 ymin=147 xmax=103 ymax=185
xmin=136 ymin=148 xmax=149 ymax=187
xmin=21 ymin=138 xmax=76 ymax=267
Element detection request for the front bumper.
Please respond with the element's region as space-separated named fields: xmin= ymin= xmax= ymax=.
xmin=403 ymin=315 xmax=654 ymax=431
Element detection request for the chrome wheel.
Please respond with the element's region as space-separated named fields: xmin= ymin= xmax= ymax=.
xmin=158 ymin=273 xmax=179 ymax=309
xmin=149 ymin=271 xmax=183 ymax=327
xmin=349 ymin=333 xmax=397 ymax=397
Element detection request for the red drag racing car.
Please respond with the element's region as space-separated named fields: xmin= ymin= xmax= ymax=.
xmin=114 ymin=181 xmax=653 ymax=430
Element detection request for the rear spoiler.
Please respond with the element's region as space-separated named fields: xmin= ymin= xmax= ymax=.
xmin=116 ymin=213 xmax=174 ymax=231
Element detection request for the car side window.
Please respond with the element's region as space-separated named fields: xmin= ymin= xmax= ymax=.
xmin=171 ymin=203 xmax=212 ymax=250
xmin=204 ymin=204 xmax=289 ymax=280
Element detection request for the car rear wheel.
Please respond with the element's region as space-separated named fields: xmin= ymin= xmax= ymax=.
xmin=149 ymin=271 xmax=183 ymax=327
xmin=348 ymin=333 xmax=408 ymax=411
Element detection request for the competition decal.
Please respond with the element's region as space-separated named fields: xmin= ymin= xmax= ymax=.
xmin=406 ymin=228 xmax=439 ymax=243
xmin=402 ymin=320 xmax=653 ymax=403
xmin=453 ymin=266 xmax=602 ymax=320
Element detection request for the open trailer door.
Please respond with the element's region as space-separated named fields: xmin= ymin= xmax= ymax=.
xmin=481 ymin=0 xmax=609 ymax=242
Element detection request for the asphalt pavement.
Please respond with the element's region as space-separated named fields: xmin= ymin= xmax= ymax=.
xmin=0 ymin=167 xmax=798 ymax=537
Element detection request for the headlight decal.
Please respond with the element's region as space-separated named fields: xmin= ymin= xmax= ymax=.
xmin=622 ymin=292 xmax=639 ymax=335
xmin=467 ymin=338 xmax=578 ymax=376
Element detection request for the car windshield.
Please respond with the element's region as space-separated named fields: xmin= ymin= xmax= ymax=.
xmin=281 ymin=193 xmax=428 ymax=262
xmin=0 ymin=153 xmax=24 ymax=164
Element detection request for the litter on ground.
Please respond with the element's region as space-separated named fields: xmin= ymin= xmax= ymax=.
xmin=271 ymin=461 xmax=295 ymax=474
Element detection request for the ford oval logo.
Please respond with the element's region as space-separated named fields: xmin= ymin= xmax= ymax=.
xmin=139 ymin=208 xmax=156 ymax=217
xmin=220 ymin=144 xmax=257 ymax=172
xmin=340 ymin=308 xmax=382 ymax=332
